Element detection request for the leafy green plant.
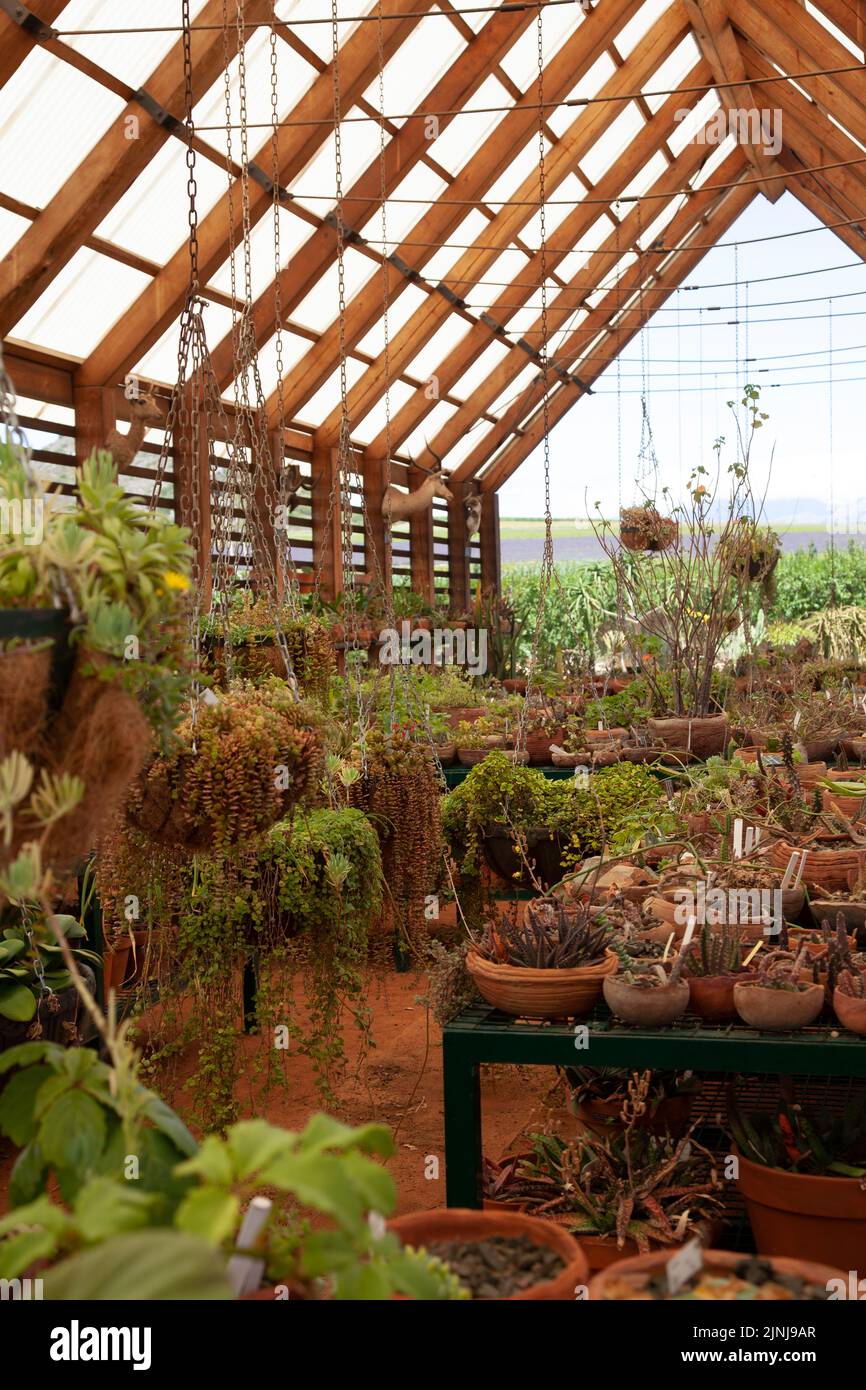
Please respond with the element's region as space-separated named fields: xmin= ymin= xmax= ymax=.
xmin=728 ymin=1093 xmax=866 ymax=1177
xmin=0 ymin=913 xmax=99 ymax=1023
xmin=475 ymin=897 xmax=610 ymax=969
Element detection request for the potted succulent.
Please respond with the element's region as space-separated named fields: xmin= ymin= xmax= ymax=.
xmin=682 ymin=923 xmax=756 ymax=1023
xmin=466 ymin=897 xmax=618 ymax=1019
xmin=0 ymin=913 xmax=99 ymax=1048
xmin=732 ymin=948 xmax=824 ymax=1030
xmin=454 ymin=717 xmax=510 ymax=767
xmin=603 ymin=950 xmax=690 ymax=1027
xmin=729 ymin=1093 xmax=866 ymax=1271
xmin=833 ymin=962 xmax=866 ymax=1035
xmin=590 ymin=1249 xmax=844 ymax=1301
xmin=618 ymin=504 xmax=678 ymax=553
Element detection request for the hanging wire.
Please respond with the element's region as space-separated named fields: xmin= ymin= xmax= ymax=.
xmin=828 ymin=297 xmax=837 ymax=607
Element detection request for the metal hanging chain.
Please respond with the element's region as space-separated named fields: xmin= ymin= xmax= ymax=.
xmin=635 ymin=201 xmax=659 ymax=486
xmin=517 ymin=5 xmax=553 ymax=753
xmin=828 ymin=297 xmax=837 ymax=606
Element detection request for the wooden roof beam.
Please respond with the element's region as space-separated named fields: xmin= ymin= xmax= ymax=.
xmin=77 ymin=0 xmax=431 ymax=390
xmin=472 ymin=148 xmax=750 ymax=487
xmin=268 ymin=0 xmax=647 ymax=429
xmin=206 ymin=1 xmax=535 ymax=389
xmin=423 ymin=76 xmax=720 ymax=471
xmin=682 ymin=0 xmax=784 ymax=201
xmin=479 ymin=174 xmax=755 ymax=493
xmin=368 ymin=63 xmax=710 ymax=459
xmin=0 ymin=0 xmax=66 ymax=90
xmin=0 ymin=0 xmax=279 ymax=338
xmin=304 ymin=0 xmax=687 ymax=444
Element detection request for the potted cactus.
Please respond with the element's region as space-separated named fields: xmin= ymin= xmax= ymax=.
xmin=682 ymin=923 xmax=756 ymax=1023
xmin=466 ymin=897 xmax=618 ymax=1019
xmin=603 ymin=950 xmax=690 ymax=1027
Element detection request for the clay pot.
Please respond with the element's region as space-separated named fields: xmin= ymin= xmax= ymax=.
xmin=482 ymin=827 xmax=568 ymax=891
xmin=801 ymin=735 xmax=842 ymax=763
xmin=467 ymin=946 xmax=618 ymax=1020
xmin=687 ymin=971 xmax=757 ymax=1024
xmin=737 ymin=1152 xmax=866 ymax=1270
xmin=434 ymin=741 xmax=457 ymax=766
xmin=572 ymin=1093 xmax=693 ymax=1140
xmin=647 ymin=715 xmax=729 ymax=759
xmin=524 ymin=730 xmax=564 ymax=766
xmin=387 ymin=1208 xmax=589 ymax=1300
xmin=841 ymin=737 xmax=866 ymax=762
xmin=833 ymin=986 xmax=866 ymax=1035
xmin=442 ymin=705 xmax=487 ymax=729
xmin=732 ymin=980 xmax=824 ymax=1030
xmin=588 ymin=1247 xmax=846 ymax=1301
xmin=808 ymin=900 xmax=866 ymax=935
xmin=822 ymin=787 xmax=866 ymax=820
xmin=502 ymin=678 xmax=527 ymax=695
xmin=550 ymin=747 xmax=587 ymax=767
xmin=770 ymin=840 xmax=865 ymax=893
xmin=602 ymin=973 xmax=690 ymax=1026
xmin=102 ymin=940 xmax=132 ymax=996
xmin=456 ymin=739 xmax=505 ymax=766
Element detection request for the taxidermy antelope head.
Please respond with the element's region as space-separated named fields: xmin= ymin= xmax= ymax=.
xmin=381 ymin=448 xmax=454 ymax=522
xmin=105 ymin=389 xmax=163 ymax=467
xmin=282 ymin=460 xmax=315 ymax=512
xmin=464 ymin=488 xmax=482 ymax=540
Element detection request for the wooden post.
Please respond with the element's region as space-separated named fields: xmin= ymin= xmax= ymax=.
xmin=447 ymin=488 xmax=471 ymax=617
xmin=309 ymin=445 xmax=342 ymax=600
xmin=362 ymin=452 xmax=392 ymax=597
xmin=72 ymin=383 xmax=115 ymax=466
xmin=408 ymin=465 xmax=434 ymax=602
xmin=479 ymin=489 xmax=501 ymax=598
xmin=173 ymin=377 xmax=212 ymax=607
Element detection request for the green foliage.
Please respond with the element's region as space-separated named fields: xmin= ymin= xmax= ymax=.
xmin=0 ymin=913 xmax=99 ymax=1022
xmin=771 ymin=541 xmax=866 ymax=620
xmin=728 ymin=1095 xmax=866 ymax=1177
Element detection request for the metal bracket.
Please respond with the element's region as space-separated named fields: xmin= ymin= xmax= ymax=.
xmin=0 ymin=0 xmax=56 ymax=41
xmin=132 ymin=88 xmax=184 ymax=136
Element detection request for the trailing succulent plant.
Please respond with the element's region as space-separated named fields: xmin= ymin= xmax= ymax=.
xmin=474 ymin=897 xmax=610 ymax=970
xmin=744 ymin=945 xmax=811 ymax=993
xmin=837 ymin=965 xmax=866 ymax=998
xmin=682 ymin=922 xmax=744 ymax=978
xmin=619 ymin=949 xmax=688 ymax=990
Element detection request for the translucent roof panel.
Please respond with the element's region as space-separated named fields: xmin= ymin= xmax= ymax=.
xmin=275 ymin=0 xmax=361 ymax=64
xmin=209 ymin=208 xmax=312 ymax=304
xmin=547 ymin=53 xmax=617 ymax=140
xmin=360 ymin=11 xmax=467 ymax=118
xmin=426 ymin=76 xmax=511 ymax=176
xmin=350 ymin=379 xmax=416 ymax=445
xmin=443 ymin=421 xmax=494 ymax=468
xmin=670 ymin=91 xmax=720 ymax=156
xmin=616 ymin=0 xmax=672 ymax=59
xmin=421 ymin=211 xmax=491 ymax=283
xmin=403 ymin=316 xmax=474 ymax=384
xmin=290 ymin=108 xmax=384 ymax=214
xmin=95 ymin=139 xmax=230 ymax=267
xmin=579 ymin=102 xmax=646 ymax=186
xmin=193 ymin=27 xmax=318 ymax=162
xmin=0 ymin=207 xmax=30 ymax=262
xmin=642 ymin=33 xmax=702 ymax=114
xmin=354 ymin=283 xmax=429 ymax=357
xmin=0 ymin=50 xmax=123 ymax=207
xmin=498 ymin=4 xmax=584 ymax=90
xmin=621 ymin=150 xmax=670 ymax=204
xmin=450 ymin=340 xmax=511 ymax=399
xmin=358 ymin=164 xmax=449 ymax=250
xmin=58 ymin=0 xmax=210 ymax=85
xmin=12 ymin=248 xmax=152 ymax=359
xmin=403 ymin=398 xmax=458 ymax=458
xmin=519 ymin=174 xmax=586 ymax=250
xmin=482 ymin=137 xmax=554 ymax=209
xmin=805 ymin=1 xmax=863 ymax=59
xmin=298 ymin=358 xmax=367 ymax=429
xmin=292 ymin=247 xmax=378 ymax=334
xmin=468 ymin=248 xmax=530 ymax=313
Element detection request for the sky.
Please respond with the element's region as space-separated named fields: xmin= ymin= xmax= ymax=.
xmin=498 ymin=192 xmax=866 ymax=524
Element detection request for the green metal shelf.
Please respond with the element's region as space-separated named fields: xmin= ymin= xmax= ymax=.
xmin=441 ymin=1002 xmax=866 ymax=1207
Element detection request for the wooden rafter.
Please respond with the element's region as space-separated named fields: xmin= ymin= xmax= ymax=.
xmin=423 ymin=75 xmax=720 ymax=472
xmin=479 ymin=170 xmax=755 ymax=493
xmin=365 ymin=67 xmax=711 ymax=459
xmin=681 ymin=0 xmax=783 ymax=202
xmin=76 ymin=0 xmax=432 ymax=389
xmin=267 ymin=0 xmax=647 ymax=429
xmin=0 ymin=0 xmax=277 ymax=338
xmin=0 ymin=0 xmax=66 ymax=90
xmin=206 ymin=1 xmax=535 ymax=390
xmin=310 ymin=0 xmax=689 ymax=449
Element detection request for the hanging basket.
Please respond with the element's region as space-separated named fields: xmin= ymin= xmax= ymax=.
xmin=0 ymin=608 xmax=75 ymax=760
xmin=619 ymin=508 xmax=677 ymax=553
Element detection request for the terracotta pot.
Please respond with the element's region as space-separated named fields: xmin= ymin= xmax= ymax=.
xmin=586 ymin=726 xmax=629 ymax=744
xmin=434 ymin=741 xmax=457 ymax=766
xmin=524 ymin=730 xmax=564 ymax=765
xmin=502 ymin=678 xmax=527 ymax=695
xmin=387 ymin=1208 xmax=589 ymax=1300
xmin=841 ymin=737 xmax=866 ymax=762
xmin=588 ymin=1246 xmax=846 ymax=1301
xmin=687 ymin=972 xmax=757 ymax=1024
xmin=801 ymin=735 xmax=842 ymax=763
xmin=833 ymin=986 xmax=866 ymax=1035
xmin=602 ymin=973 xmax=690 ymax=1026
xmin=770 ymin=840 xmax=865 ymax=893
xmin=456 ymin=740 xmax=506 ymax=766
xmin=822 ymin=787 xmax=866 ymax=820
xmin=550 ymin=748 xmax=587 ymax=767
xmin=737 ymin=1152 xmax=866 ymax=1270
xmin=572 ymin=1093 xmax=693 ymax=1140
xmin=466 ymin=946 xmax=618 ymax=1020
xmin=442 ymin=705 xmax=486 ymax=729
xmin=646 ymin=715 xmax=729 ymax=759
xmin=808 ymin=900 xmax=866 ymax=935
xmin=732 ymin=980 xmax=824 ymax=1030
xmin=102 ymin=940 xmax=132 ymax=995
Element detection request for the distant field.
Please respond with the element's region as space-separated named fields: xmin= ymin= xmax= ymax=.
xmin=498 ymin=517 xmax=835 ymax=539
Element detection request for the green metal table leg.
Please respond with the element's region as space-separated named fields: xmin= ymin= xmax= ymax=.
xmin=443 ymin=1033 xmax=482 ymax=1208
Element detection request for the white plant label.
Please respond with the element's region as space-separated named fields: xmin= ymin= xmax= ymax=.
xmin=666 ymin=1237 xmax=703 ymax=1295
